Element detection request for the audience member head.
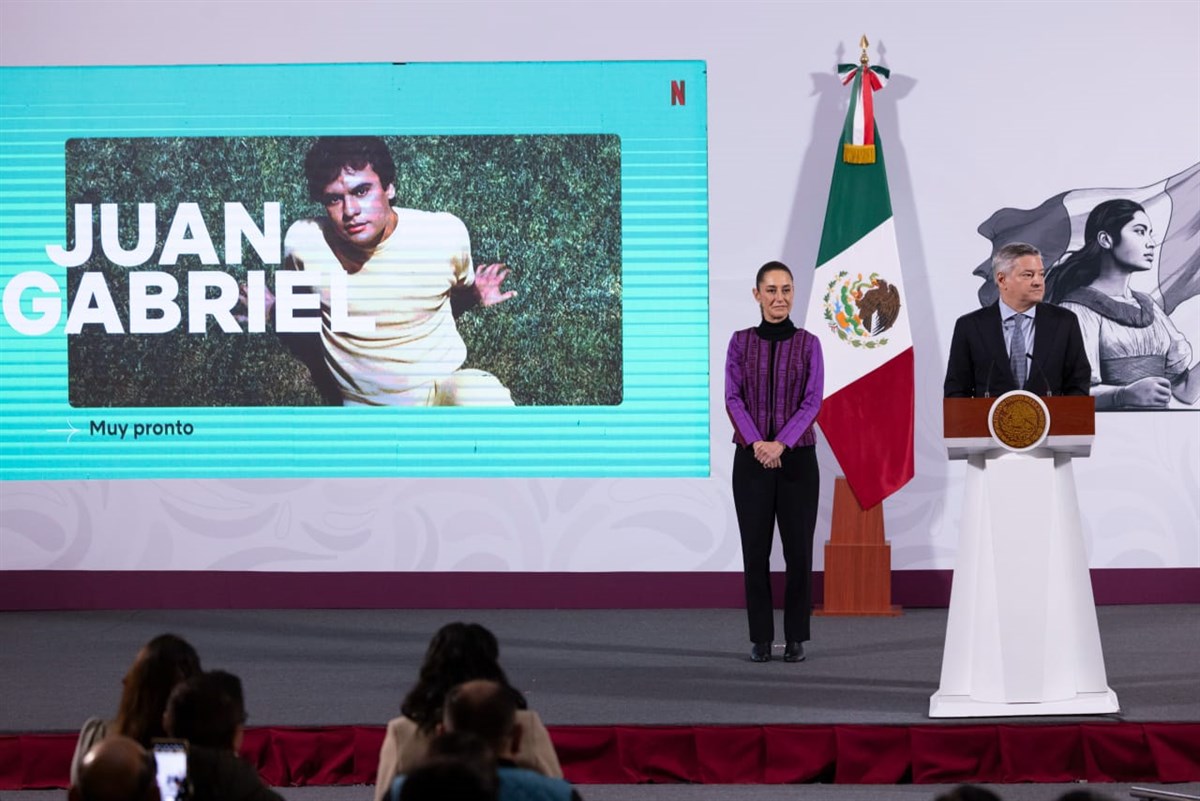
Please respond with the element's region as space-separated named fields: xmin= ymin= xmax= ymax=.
xmin=396 ymin=757 xmax=497 ymax=801
xmin=164 ymin=670 xmax=247 ymax=751
xmin=934 ymin=786 xmax=1002 ymax=801
xmin=401 ymin=622 xmax=526 ymax=732
xmin=388 ymin=731 xmax=498 ymax=801
xmin=442 ymin=679 xmax=523 ymax=760
xmin=68 ymin=735 xmax=160 ymax=801
xmin=1056 ymin=791 xmax=1116 ymax=801
xmin=426 ymin=729 xmax=496 ymax=764
xmin=114 ymin=634 xmax=202 ymax=745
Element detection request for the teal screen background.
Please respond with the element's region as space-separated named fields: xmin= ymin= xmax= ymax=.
xmin=0 ymin=61 xmax=709 ymax=479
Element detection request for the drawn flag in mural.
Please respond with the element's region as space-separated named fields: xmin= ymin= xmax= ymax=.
xmin=802 ymin=58 xmax=914 ymax=509
xmin=971 ymin=162 xmax=1200 ymax=314
xmin=971 ymin=162 xmax=1199 ymax=410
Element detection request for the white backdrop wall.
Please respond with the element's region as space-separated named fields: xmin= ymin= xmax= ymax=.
xmin=1 ymin=0 xmax=1197 ymax=575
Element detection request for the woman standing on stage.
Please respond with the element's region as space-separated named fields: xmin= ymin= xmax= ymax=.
xmin=725 ymin=261 xmax=824 ymax=663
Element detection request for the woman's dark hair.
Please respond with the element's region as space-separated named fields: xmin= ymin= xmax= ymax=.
xmin=400 ymin=623 xmax=527 ymax=732
xmin=755 ymin=260 xmax=793 ymax=287
xmin=113 ymin=634 xmax=202 ymax=745
xmin=1046 ymin=198 xmax=1145 ymax=303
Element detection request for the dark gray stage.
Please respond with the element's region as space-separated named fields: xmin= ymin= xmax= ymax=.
xmin=4 ymin=606 xmax=1198 ymax=801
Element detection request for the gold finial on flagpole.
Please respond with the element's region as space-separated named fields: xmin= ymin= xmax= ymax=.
xmin=859 ymin=35 xmax=870 ymax=67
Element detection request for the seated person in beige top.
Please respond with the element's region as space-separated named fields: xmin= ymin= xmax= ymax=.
xmin=373 ymin=622 xmax=561 ymax=801
xmin=70 ymin=634 xmax=202 ymax=787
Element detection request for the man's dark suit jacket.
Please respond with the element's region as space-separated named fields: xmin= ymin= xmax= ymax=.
xmin=944 ymin=302 xmax=1091 ymax=397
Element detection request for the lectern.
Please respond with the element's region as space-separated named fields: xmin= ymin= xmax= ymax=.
xmin=930 ymin=392 xmax=1119 ymax=717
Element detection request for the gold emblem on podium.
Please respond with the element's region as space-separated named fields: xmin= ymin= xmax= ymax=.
xmin=988 ymin=390 xmax=1050 ymax=452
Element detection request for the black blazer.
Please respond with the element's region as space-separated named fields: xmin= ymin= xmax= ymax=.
xmin=944 ymin=302 xmax=1091 ymax=398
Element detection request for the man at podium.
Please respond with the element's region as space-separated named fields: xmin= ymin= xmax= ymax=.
xmin=944 ymin=242 xmax=1091 ymax=398
xmin=933 ymin=242 xmax=1119 ymax=718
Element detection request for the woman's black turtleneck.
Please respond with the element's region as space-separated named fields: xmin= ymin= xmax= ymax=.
xmin=756 ymin=317 xmax=795 ymax=438
xmin=756 ymin=317 xmax=796 ymax=341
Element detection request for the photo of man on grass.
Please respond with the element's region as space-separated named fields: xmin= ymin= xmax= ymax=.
xmin=65 ymin=134 xmax=622 ymax=408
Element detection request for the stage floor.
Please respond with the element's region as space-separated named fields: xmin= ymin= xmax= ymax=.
xmin=4 ymin=606 xmax=1198 ymax=731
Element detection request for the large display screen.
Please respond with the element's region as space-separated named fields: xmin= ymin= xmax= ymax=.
xmin=0 ymin=62 xmax=709 ymax=479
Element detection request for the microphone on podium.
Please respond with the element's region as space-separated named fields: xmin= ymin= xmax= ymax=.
xmin=1028 ymin=353 xmax=1053 ymax=397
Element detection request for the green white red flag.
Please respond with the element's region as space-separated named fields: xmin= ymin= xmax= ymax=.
xmin=803 ymin=60 xmax=914 ymax=509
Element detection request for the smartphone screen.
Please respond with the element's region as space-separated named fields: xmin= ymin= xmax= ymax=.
xmin=152 ymin=740 xmax=188 ymax=801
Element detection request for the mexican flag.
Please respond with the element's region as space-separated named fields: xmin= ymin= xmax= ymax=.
xmin=803 ymin=61 xmax=914 ymax=510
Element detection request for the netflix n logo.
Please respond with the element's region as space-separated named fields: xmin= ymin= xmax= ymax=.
xmin=671 ymin=80 xmax=685 ymax=106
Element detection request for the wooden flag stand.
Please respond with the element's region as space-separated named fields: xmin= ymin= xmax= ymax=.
xmin=815 ymin=476 xmax=902 ymax=616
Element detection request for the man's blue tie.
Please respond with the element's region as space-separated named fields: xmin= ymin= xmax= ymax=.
xmin=1010 ymin=313 xmax=1028 ymax=389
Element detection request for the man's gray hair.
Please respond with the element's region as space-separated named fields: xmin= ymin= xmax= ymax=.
xmin=992 ymin=242 xmax=1041 ymax=280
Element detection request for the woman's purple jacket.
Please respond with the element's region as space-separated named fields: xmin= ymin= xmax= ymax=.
xmin=724 ymin=326 xmax=824 ymax=449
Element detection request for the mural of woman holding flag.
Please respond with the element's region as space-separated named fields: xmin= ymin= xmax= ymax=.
xmin=1048 ymin=198 xmax=1200 ymax=409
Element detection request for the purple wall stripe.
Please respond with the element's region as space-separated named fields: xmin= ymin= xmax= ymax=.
xmin=0 ymin=568 xmax=1196 ymax=610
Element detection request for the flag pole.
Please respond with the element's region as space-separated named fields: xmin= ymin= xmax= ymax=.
xmin=814 ymin=34 xmax=908 ymax=617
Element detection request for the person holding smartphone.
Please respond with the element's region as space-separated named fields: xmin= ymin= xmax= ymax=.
xmin=152 ymin=740 xmax=189 ymax=801
xmin=164 ymin=671 xmax=283 ymax=801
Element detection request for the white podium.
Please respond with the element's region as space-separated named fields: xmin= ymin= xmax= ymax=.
xmin=930 ymin=393 xmax=1119 ymax=718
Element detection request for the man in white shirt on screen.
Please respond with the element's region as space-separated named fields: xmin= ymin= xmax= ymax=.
xmin=281 ymin=135 xmax=516 ymax=407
